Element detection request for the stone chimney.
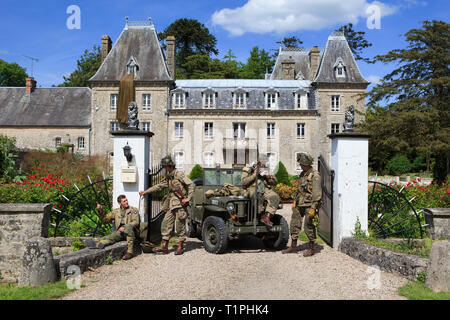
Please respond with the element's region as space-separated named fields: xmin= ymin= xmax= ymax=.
xmin=309 ymin=46 xmax=320 ymax=81
xmin=281 ymin=56 xmax=296 ymax=80
xmin=166 ymin=36 xmax=176 ymax=79
xmin=101 ymin=35 xmax=112 ymax=63
xmin=25 ymin=77 xmax=36 ymax=93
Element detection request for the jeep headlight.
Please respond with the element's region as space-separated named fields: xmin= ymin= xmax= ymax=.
xmin=226 ymin=202 xmax=235 ymax=212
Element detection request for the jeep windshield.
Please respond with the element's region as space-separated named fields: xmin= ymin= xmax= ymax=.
xmin=203 ymin=169 xmax=242 ymax=187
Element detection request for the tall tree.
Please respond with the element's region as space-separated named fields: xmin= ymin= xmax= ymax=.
xmin=0 ymin=59 xmax=28 ymax=86
xmin=363 ymin=20 xmax=450 ymax=182
xmin=239 ymin=46 xmax=275 ymax=79
xmin=158 ymin=18 xmax=219 ymax=70
xmin=276 ymin=36 xmax=303 ymax=48
xmin=59 ymin=45 xmax=101 ymax=87
xmin=337 ymin=23 xmax=374 ymax=63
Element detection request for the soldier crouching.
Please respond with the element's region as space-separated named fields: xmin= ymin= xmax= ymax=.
xmin=86 ymin=195 xmax=140 ymax=260
xmin=282 ymin=153 xmax=322 ymax=257
xmin=139 ymin=155 xmax=194 ymax=255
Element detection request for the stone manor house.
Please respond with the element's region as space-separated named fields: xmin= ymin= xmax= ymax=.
xmin=0 ymin=19 xmax=369 ymax=174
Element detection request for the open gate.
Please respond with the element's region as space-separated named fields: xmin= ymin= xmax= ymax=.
xmin=145 ymin=165 xmax=168 ymax=243
xmin=317 ymin=155 xmax=334 ymax=246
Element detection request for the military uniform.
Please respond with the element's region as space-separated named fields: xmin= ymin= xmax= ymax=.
xmin=283 ymin=153 xmax=321 ymax=256
xmin=143 ymin=168 xmax=194 ymax=244
xmin=98 ymin=206 xmax=140 ymax=254
xmin=241 ymin=165 xmax=280 ymax=227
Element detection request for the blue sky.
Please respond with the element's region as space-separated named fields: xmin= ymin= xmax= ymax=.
xmin=0 ymin=0 xmax=448 ymax=88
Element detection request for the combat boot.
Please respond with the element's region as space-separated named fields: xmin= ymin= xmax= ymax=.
xmin=174 ymin=241 xmax=185 ymax=255
xmin=282 ymin=239 xmax=298 ymax=254
xmin=153 ymin=239 xmax=169 ymax=254
xmin=122 ymin=252 xmax=133 ymax=260
xmin=303 ymin=241 xmax=315 ymax=257
xmin=260 ymin=212 xmax=274 ymax=227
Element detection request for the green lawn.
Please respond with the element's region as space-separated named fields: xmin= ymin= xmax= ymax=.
xmin=398 ymin=281 xmax=450 ymax=300
xmin=0 ymin=281 xmax=76 ymax=300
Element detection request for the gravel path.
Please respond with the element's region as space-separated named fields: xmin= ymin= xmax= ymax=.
xmin=62 ymin=207 xmax=407 ymax=300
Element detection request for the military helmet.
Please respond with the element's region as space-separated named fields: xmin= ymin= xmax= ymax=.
xmin=160 ymin=155 xmax=175 ymax=166
xmin=297 ymin=152 xmax=313 ymax=166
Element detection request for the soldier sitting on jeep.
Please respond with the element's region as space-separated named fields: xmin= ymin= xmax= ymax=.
xmin=241 ymin=157 xmax=280 ymax=227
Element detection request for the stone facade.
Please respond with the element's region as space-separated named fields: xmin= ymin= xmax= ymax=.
xmin=0 ymin=203 xmax=50 ymax=282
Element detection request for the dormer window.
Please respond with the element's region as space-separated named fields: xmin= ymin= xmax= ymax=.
xmin=202 ymin=89 xmax=216 ymax=108
xmin=294 ymin=89 xmax=307 ymax=109
xmin=233 ymin=89 xmax=247 ymax=108
xmin=127 ymin=57 xmax=139 ymax=75
xmin=333 ymin=58 xmax=346 ymax=78
xmin=172 ymin=89 xmax=186 ymax=109
xmin=265 ymin=89 xmax=278 ymax=109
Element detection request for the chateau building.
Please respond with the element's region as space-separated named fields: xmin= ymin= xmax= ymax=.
xmin=0 ymin=19 xmax=369 ymax=175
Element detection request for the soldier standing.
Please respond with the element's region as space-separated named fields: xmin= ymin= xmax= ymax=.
xmin=241 ymin=158 xmax=280 ymax=227
xmin=282 ymin=153 xmax=321 ymax=257
xmin=139 ymin=155 xmax=194 ymax=255
xmin=89 ymin=195 xmax=140 ymax=260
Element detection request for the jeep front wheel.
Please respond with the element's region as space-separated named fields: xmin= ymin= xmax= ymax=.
xmin=262 ymin=214 xmax=289 ymax=250
xmin=202 ymin=216 xmax=228 ymax=254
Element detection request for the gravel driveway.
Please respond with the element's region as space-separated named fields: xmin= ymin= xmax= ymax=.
xmin=62 ymin=207 xmax=407 ymax=300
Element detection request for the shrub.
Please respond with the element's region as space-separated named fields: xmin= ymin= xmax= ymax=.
xmin=0 ymin=135 xmax=20 ymax=183
xmin=387 ymin=156 xmax=411 ymax=175
xmin=432 ymin=152 xmax=447 ymax=185
xmin=274 ymin=161 xmax=290 ymax=186
xmin=412 ymin=155 xmax=427 ymax=173
xmin=189 ymin=164 xmax=203 ymax=180
xmin=274 ymin=183 xmax=296 ymax=201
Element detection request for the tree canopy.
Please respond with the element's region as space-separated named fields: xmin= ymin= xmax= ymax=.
xmin=239 ymin=46 xmax=275 ymax=79
xmin=0 ymin=59 xmax=28 ymax=87
xmin=361 ymin=20 xmax=449 ymax=181
xmin=59 ymin=46 xmax=101 ymax=87
xmin=337 ymin=23 xmax=374 ymax=64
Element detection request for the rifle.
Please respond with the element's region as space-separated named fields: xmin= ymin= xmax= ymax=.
xmin=169 ymin=179 xmax=189 ymax=207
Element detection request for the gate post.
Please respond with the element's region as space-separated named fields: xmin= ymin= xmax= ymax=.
xmin=111 ymin=130 xmax=154 ymax=222
xmin=328 ymin=132 xmax=370 ymax=249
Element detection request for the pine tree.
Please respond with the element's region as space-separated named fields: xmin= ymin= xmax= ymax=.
xmin=274 ymin=161 xmax=290 ymax=186
xmin=189 ymin=164 xmax=203 ymax=180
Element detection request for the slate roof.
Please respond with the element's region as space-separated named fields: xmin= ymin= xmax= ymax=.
xmin=313 ymin=31 xmax=368 ymax=84
xmin=270 ymin=47 xmax=321 ymax=80
xmin=89 ymin=21 xmax=172 ymax=82
xmin=0 ymin=87 xmax=91 ymax=127
xmin=172 ymin=79 xmax=316 ymax=110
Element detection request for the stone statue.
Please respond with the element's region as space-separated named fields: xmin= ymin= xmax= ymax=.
xmin=127 ymin=101 xmax=139 ymax=130
xmin=343 ymin=105 xmax=355 ymax=132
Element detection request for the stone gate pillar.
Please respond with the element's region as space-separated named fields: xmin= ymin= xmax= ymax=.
xmin=328 ymin=132 xmax=370 ymax=249
xmin=111 ymin=130 xmax=153 ymax=222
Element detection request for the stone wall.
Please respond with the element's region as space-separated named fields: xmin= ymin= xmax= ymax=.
xmin=0 ymin=204 xmax=50 ymax=282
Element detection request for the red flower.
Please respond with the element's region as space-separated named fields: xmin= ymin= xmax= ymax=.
xmin=447 ymin=189 xmax=450 ymax=194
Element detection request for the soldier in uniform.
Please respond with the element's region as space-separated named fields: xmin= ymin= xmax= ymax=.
xmin=241 ymin=157 xmax=280 ymax=227
xmin=282 ymin=153 xmax=321 ymax=257
xmin=89 ymin=195 xmax=140 ymax=260
xmin=139 ymin=155 xmax=194 ymax=255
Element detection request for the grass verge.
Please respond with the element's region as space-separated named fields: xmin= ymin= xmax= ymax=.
xmin=358 ymin=236 xmax=432 ymax=258
xmin=0 ymin=281 xmax=77 ymax=300
xmin=398 ymin=281 xmax=450 ymax=300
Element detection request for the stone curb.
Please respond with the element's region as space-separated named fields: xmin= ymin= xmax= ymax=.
xmin=339 ymin=237 xmax=429 ymax=281
xmin=53 ymin=241 xmax=128 ymax=279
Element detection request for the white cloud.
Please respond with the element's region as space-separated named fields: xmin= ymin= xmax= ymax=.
xmin=366 ymin=75 xmax=382 ymax=84
xmin=212 ymin=0 xmax=398 ymax=36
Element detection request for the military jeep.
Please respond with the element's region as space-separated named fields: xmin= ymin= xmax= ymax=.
xmin=186 ymin=167 xmax=289 ymax=254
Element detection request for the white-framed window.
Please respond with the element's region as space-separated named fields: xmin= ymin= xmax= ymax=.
xmin=331 ymin=95 xmax=340 ymax=112
xmin=174 ymin=122 xmax=183 ymax=139
xmin=266 ymin=92 xmax=277 ymax=109
xmin=267 ymin=152 xmax=277 ymax=172
xmin=55 ymin=137 xmax=61 ymax=148
xmin=335 ymin=62 xmax=346 ymax=78
xmin=203 ymin=151 xmax=214 ymax=168
xmin=331 ymin=123 xmax=340 ymax=134
xmin=142 ymin=94 xmax=151 ymax=111
xmin=174 ymin=151 xmax=184 ymax=170
xmin=233 ymin=122 xmax=246 ymax=139
xmin=110 ymin=121 xmax=119 ymax=132
xmin=204 ymin=122 xmax=213 ymax=140
xmin=110 ymin=94 xmax=118 ymax=111
xmin=267 ymin=123 xmax=275 ymax=140
xmin=297 ymin=123 xmax=306 ymax=139
xmin=77 ymin=137 xmax=85 ymax=149
xmin=172 ymin=92 xmax=185 ymax=109
xmin=141 ymin=122 xmax=151 ymax=132
xmin=234 ymin=92 xmax=246 ymax=108
xmin=203 ymin=92 xmax=215 ymax=108
xmin=295 ymin=92 xmax=307 ymax=109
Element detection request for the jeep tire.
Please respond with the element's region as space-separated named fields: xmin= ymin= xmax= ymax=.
xmin=202 ymin=216 xmax=228 ymax=254
xmin=262 ymin=214 xmax=289 ymax=250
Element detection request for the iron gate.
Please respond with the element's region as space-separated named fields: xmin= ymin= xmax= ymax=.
xmin=317 ymin=155 xmax=334 ymax=246
xmin=146 ymin=164 xmax=168 ymax=242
